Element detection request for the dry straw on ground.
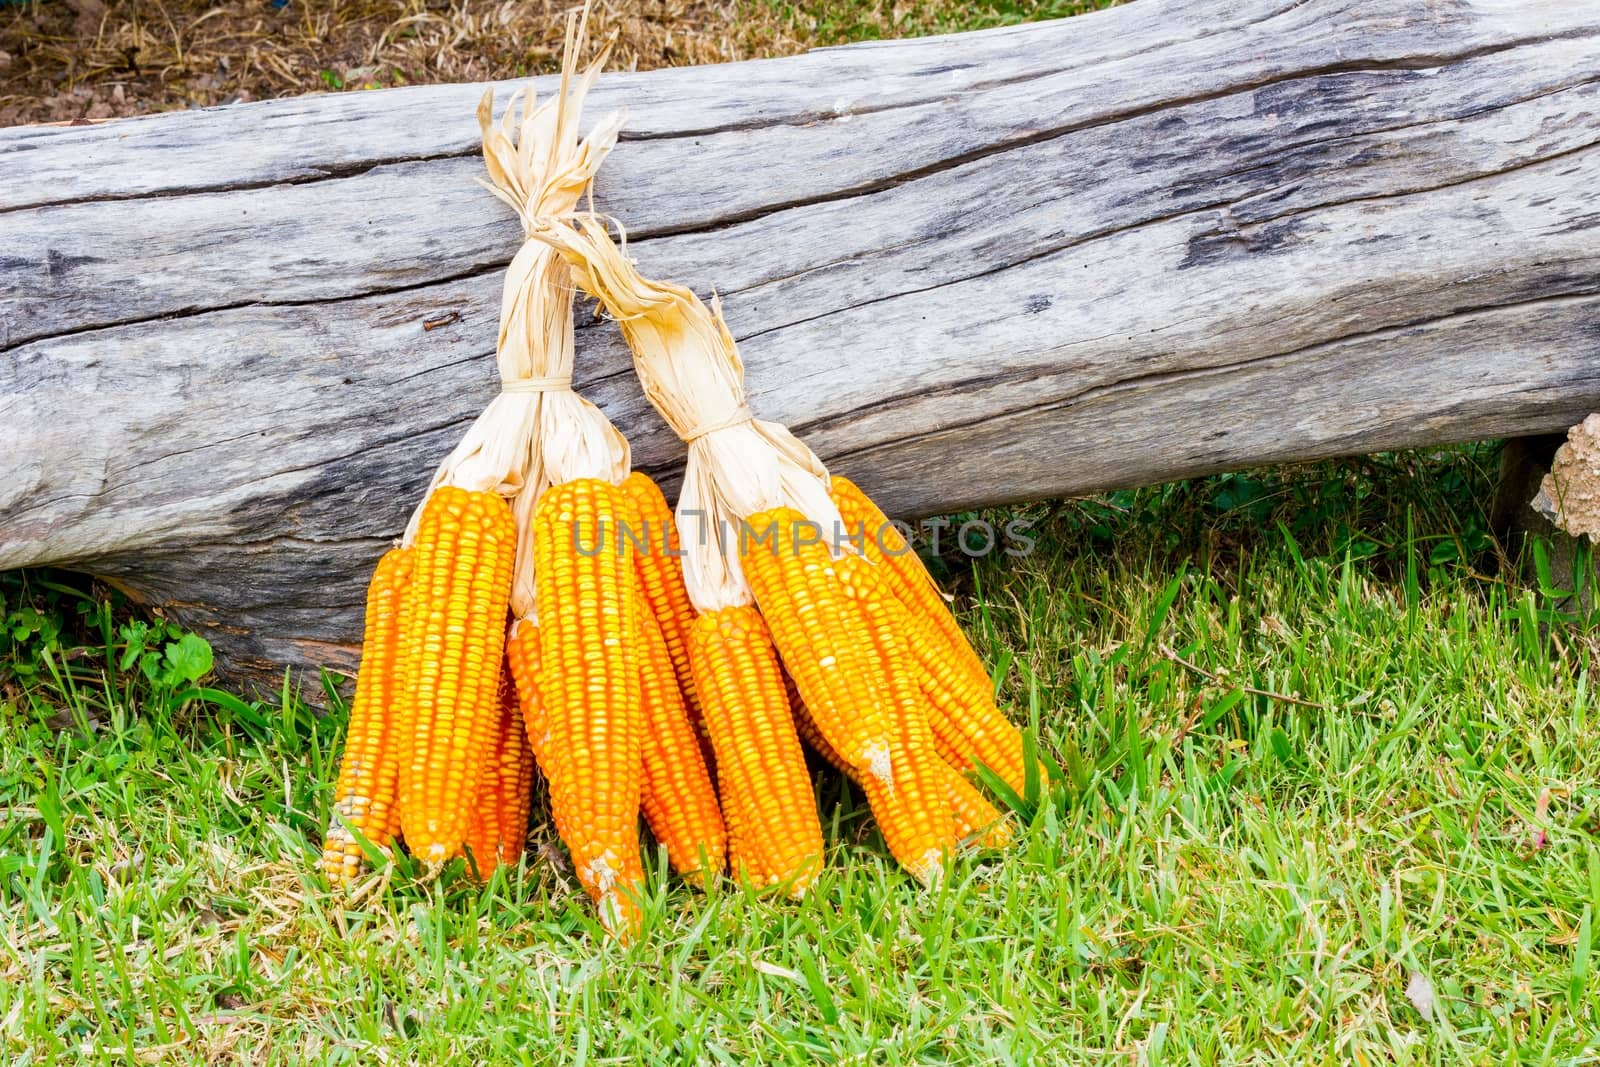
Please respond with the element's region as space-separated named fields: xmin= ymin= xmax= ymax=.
xmin=0 ymin=0 xmax=810 ymax=126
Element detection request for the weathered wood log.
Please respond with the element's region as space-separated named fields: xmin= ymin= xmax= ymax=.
xmin=3 ymin=0 xmax=1599 ymax=694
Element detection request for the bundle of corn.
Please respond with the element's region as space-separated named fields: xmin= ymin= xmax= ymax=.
xmin=323 ymin=6 xmax=1030 ymax=932
xmin=322 ymin=19 xmax=724 ymax=940
xmin=321 ymin=22 xmax=624 ymax=886
xmin=530 ymin=218 xmax=1033 ymax=886
xmin=484 ymin=50 xmax=723 ymax=937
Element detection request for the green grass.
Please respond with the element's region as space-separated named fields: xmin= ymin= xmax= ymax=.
xmin=6 ymin=444 xmax=1600 ymax=1064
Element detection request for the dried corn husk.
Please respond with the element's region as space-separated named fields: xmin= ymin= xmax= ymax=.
xmin=404 ymin=23 xmax=628 ymax=619
xmin=528 ymin=217 xmax=843 ymax=612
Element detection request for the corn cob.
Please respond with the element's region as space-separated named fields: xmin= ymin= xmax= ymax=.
xmin=911 ymin=626 xmax=1032 ymax=796
xmin=461 ymin=670 xmax=536 ymax=878
xmin=741 ymin=507 xmax=894 ymax=785
xmin=724 ymin=820 xmax=753 ymax=885
xmin=323 ymin=546 xmax=414 ymax=887
xmin=789 ymin=680 xmax=1010 ymax=849
xmin=832 ymin=552 xmax=961 ymax=884
xmin=637 ymin=591 xmax=726 ymax=882
xmin=619 ymin=472 xmax=713 ymax=771
xmin=943 ymin=763 xmax=1013 ymax=848
xmin=535 ymin=477 xmax=645 ymax=935
xmin=398 ymin=487 xmax=516 ymax=866
xmin=829 ymin=475 xmax=1036 ymax=797
xmin=689 ymin=605 xmax=823 ymax=893
xmin=829 ymin=475 xmax=991 ymax=690
xmin=505 ymin=619 xmax=549 ymax=772
xmin=782 ymin=668 xmax=831 ymax=762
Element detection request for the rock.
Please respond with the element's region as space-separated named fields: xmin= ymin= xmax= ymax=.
xmin=1535 ymin=415 xmax=1600 ymax=539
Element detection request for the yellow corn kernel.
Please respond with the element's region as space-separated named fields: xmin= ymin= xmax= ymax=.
xmin=535 ymin=477 xmax=645 ymax=937
xmin=462 ymin=670 xmax=536 ymax=879
xmin=689 ymin=605 xmax=823 ymax=894
xmin=397 ymin=487 xmax=516 ymax=867
xmin=619 ymin=472 xmax=714 ymax=772
xmin=638 ymin=593 xmax=726 ymax=882
xmin=505 ymin=619 xmax=548 ymax=773
xmin=741 ymin=506 xmax=893 ymax=783
xmin=323 ymin=546 xmax=414 ymax=887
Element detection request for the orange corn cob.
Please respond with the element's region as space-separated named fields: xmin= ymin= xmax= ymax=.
xmin=535 ymin=478 xmax=645 ymax=936
xmin=725 ymin=822 xmax=752 ymax=884
xmin=909 ymin=622 xmax=1031 ymax=796
xmin=398 ymin=487 xmax=516 ymax=866
xmin=505 ymin=619 xmax=549 ymax=772
xmin=829 ymin=475 xmax=990 ymax=688
xmin=942 ymin=764 xmax=1013 ymax=848
xmin=690 ymin=605 xmax=823 ymax=893
xmin=461 ymin=671 xmax=536 ymax=879
xmin=323 ymin=546 xmax=414 ymax=887
xmin=741 ymin=506 xmax=893 ymax=784
xmin=833 ymin=552 xmax=961 ymax=884
xmin=829 ymin=475 xmax=1036 ymax=797
xmin=785 ymin=669 xmax=846 ymax=772
xmin=619 ymin=472 xmax=713 ymax=770
xmin=637 ymin=595 xmax=726 ymax=882
xmin=790 ymin=683 xmax=1010 ymax=850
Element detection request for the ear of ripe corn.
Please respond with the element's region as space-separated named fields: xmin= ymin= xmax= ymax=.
xmin=790 ymin=670 xmax=1011 ymax=852
xmin=619 ymin=472 xmax=714 ymax=772
xmin=323 ymin=546 xmax=414 ymax=887
xmin=785 ymin=669 xmax=847 ymax=772
xmin=741 ymin=507 xmax=893 ymax=784
xmin=724 ymin=820 xmax=755 ymax=885
xmin=535 ymin=477 xmax=645 ymax=937
xmin=637 ymin=594 xmax=726 ymax=883
xmin=829 ymin=475 xmax=1038 ymax=798
xmin=908 ymin=626 xmax=1033 ymax=797
xmin=940 ymin=762 xmax=1012 ymax=848
xmin=461 ymin=670 xmax=536 ymax=879
xmin=505 ymin=620 xmax=549 ymax=773
xmin=398 ymin=486 xmax=517 ymax=866
xmin=828 ymin=475 xmax=991 ymax=690
xmin=831 ymin=552 xmax=961 ymax=884
xmin=689 ymin=606 xmax=823 ymax=894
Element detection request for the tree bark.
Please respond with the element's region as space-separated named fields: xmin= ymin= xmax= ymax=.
xmin=3 ymin=0 xmax=1599 ymax=693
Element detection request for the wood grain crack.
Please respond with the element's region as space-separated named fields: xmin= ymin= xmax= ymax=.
xmin=743 ymin=137 xmax=1600 ymax=349
xmin=0 ymin=146 xmax=485 ymax=218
